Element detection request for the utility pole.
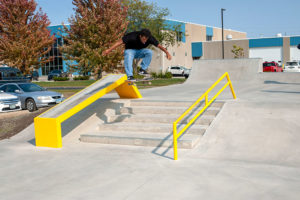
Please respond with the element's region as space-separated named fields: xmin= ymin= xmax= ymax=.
xmin=221 ymin=8 xmax=226 ymax=59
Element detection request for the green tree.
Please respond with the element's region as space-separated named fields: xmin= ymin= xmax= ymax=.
xmin=0 ymin=0 xmax=55 ymax=74
xmin=231 ymin=45 xmax=245 ymax=58
xmin=60 ymin=0 xmax=128 ymax=79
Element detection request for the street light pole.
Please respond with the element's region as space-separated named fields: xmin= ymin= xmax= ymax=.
xmin=221 ymin=8 xmax=226 ymax=59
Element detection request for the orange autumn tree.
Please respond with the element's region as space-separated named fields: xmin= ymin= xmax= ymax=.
xmin=61 ymin=0 xmax=128 ymax=79
xmin=0 ymin=0 xmax=55 ymax=74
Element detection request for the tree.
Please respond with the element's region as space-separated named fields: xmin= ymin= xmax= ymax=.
xmin=231 ymin=45 xmax=245 ymax=58
xmin=0 ymin=0 xmax=55 ymax=74
xmin=60 ymin=0 xmax=128 ymax=79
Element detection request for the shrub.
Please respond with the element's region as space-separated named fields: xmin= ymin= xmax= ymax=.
xmin=53 ymin=77 xmax=69 ymax=81
xmin=151 ymin=71 xmax=172 ymax=79
xmin=164 ymin=72 xmax=173 ymax=79
xmin=73 ymin=76 xmax=90 ymax=81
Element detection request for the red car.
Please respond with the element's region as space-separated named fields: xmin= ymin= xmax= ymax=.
xmin=263 ymin=61 xmax=283 ymax=72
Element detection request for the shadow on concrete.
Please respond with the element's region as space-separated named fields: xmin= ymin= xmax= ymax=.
xmin=261 ymin=90 xmax=300 ymax=94
xmin=151 ymin=101 xmax=210 ymax=160
xmin=61 ymin=98 xmax=125 ymax=138
xmin=151 ymin=124 xmax=195 ymax=160
xmin=28 ymin=138 xmax=35 ymax=146
xmin=264 ymin=80 xmax=300 ymax=85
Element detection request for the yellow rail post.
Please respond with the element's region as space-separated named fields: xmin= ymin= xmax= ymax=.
xmin=225 ymin=72 xmax=237 ymax=99
xmin=173 ymin=122 xmax=178 ymax=160
xmin=173 ymin=72 xmax=236 ymax=160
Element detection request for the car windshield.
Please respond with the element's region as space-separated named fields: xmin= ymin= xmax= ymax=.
xmin=18 ymin=83 xmax=44 ymax=92
xmin=263 ymin=63 xmax=275 ymax=67
xmin=286 ymin=62 xmax=298 ymax=66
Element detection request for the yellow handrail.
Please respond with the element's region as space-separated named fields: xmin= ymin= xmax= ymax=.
xmin=173 ymin=72 xmax=236 ymax=160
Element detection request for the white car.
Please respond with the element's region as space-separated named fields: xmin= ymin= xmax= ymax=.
xmin=0 ymin=91 xmax=21 ymax=112
xmin=167 ymin=66 xmax=185 ymax=76
xmin=284 ymin=61 xmax=300 ymax=72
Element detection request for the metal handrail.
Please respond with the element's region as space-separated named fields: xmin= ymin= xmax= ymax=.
xmin=173 ymin=72 xmax=236 ymax=160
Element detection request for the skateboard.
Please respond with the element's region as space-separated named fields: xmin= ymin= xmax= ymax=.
xmin=126 ymin=77 xmax=153 ymax=85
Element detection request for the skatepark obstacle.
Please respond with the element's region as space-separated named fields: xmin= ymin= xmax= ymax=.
xmin=34 ymin=74 xmax=142 ymax=148
xmin=173 ymin=72 xmax=236 ymax=160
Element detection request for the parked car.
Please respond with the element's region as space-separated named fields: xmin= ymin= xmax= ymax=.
xmin=0 ymin=91 xmax=21 ymax=112
xmin=25 ymin=71 xmax=39 ymax=81
xmin=262 ymin=61 xmax=283 ymax=72
xmin=283 ymin=61 xmax=300 ymax=72
xmin=0 ymin=83 xmax=65 ymax=112
xmin=183 ymin=67 xmax=191 ymax=79
xmin=0 ymin=67 xmax=30 ymax=86
xmin=48 ymin=70 xmax=68 ymax=80
xmin=167 ymin=66 xmax=185 ymax=76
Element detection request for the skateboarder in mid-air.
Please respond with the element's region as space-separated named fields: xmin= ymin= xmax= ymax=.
xmin=102 ymin=29 xmax=172 ymax=81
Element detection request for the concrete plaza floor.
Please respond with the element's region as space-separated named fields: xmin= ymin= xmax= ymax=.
xmin=1 ymin=59 xmax=300 ymax=199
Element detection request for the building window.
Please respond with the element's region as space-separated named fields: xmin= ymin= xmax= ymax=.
xmin=177 ymin=32 xmax=183 ymax=42
xmin=42 ymin=38 xmax=64 ymax=75
xmin=185 ymin=52 xmax=187 ymax=56
xmin=173 ymin=52 xmax=175 ymax=56
xmin=206 ymin=35 xmax=212 ymax=41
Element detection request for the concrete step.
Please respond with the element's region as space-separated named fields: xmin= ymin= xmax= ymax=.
xmin=130 ymin=101 xmax=224 ymax=108
xmin=107 ymin=113 xmax=215 ymax=125
xmin=80 ymin=131 xmax=201 ymax=149
xmin=98 ymin=122 xmax=207 ymax=135
xmin=79 ymin=100 xmax=225 ymax=149
xmin=119 ymin=106 xmax=221 ymax=116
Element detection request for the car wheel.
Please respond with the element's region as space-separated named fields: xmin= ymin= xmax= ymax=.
xmin=26 ymin=98 xmax=37 ymax=112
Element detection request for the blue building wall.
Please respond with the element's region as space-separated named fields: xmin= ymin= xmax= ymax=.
xmin=191 ymin=42 xmax=203 ymax=57
xmin=290 ymin=36 xmax=300 ymax=46
xmin=46 ymin=25 xmax=72 ymax=76
xmin=249 ymin=38 xmax=283 ymax=48
xmin=164 ymin=20 xmax=186 ymax=43
xmin=47 ymin=25 xmax=69 ymax=38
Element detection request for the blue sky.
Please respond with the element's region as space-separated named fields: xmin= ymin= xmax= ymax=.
xmin=35 ymin=0 xmax=300 ymax=38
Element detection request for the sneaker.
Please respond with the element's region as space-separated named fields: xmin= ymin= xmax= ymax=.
xmin=127 ymin=76 xmax=136 ymax=82
xmin=138 ymin=69 xmax=149 ymax=76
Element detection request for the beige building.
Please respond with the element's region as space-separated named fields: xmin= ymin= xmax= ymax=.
xmin=193 ymin=36 xmax=300 ymax=65
xmin=149 ymin=20 xmax=247 ymax=73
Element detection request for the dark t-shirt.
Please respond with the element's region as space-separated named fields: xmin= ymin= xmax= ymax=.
xmin=122 ymin=31 xmax=159 ymax=50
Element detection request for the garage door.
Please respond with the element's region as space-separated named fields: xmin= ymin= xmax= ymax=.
xmin=249 ymin=47 xmax=283 ymax=62
xmin=290 ymin=46 xmax=300 ymax=61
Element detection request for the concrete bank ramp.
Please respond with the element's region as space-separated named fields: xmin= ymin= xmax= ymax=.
xmin=186 ymin=58 xmax=300 ymax=85
xmin=185 ymin=58 xmax=262 ymax=85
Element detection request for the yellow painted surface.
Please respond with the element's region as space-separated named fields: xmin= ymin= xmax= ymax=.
xmin=34 ymin=117 xmax=62 ymax=148
xmin=34 ymin=74 xmax=142 ymax=148
xmin=115 ymin=81 xmax=142 ymax=99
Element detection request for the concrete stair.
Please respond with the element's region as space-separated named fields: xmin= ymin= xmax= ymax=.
xmin=80 ymin=100 xmax=224 ymax=149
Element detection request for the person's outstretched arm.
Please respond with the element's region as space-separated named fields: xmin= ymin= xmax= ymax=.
xmin=157 ymin=44 xmax=172 ymax=60
xmin=102 ymin=39 xmax=123 ymax=56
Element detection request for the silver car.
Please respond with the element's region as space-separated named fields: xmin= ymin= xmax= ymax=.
xmin=0 ymin=83 xmax=65 ymax=112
